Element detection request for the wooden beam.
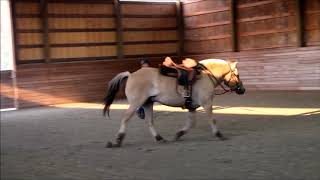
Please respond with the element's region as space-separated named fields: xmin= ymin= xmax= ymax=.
xmin=295 ymin=0 xmax=305 ymax=47
xmin=176 ymin=0 xmax=184 ymax=61
xmin=10 ymin=0 xmax=20 ymax=64
xmin=230 ymin=0 xmax=238 ymax=52
xmin=40 ymin=0 xmax=50 ymax=63
xmin=113 ymin=0 xmax=123 ymax=59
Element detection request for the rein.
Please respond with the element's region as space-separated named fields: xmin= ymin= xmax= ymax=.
xmin=198 ymin=64 xmax=232 ymax=95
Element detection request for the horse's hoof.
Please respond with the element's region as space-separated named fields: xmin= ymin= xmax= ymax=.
xmin=105 ymin=141 xmax=114 ymax=148
xmin=215 ymin=131 xmax=228 ymax=141
xmin=159 ymin=139 xmax=168 ymax=143
xmin=219 ymin=136 xmax=229 ymax=141
xmin=174 ymin=130 xmax=186 ymax=141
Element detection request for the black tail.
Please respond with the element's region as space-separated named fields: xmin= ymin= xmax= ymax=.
xmin=103 ymin=71 xmax=130 ymax=117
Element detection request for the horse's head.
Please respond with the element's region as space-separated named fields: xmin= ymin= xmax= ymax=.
xmin=224 ymin=61 xmax=246 ymax=95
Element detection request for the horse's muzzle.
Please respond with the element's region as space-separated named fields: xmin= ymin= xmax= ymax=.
xmin=235 ymin=86 xmax=246 ymax=95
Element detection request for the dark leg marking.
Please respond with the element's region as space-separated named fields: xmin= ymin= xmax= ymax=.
xmin=155 ymin=134 xmax=167 ymax=143
xmin=105 ymin=133 xmax=126 ymax=148
xmin=215 ymin=131 xmax=228 ymax=140
xmin=175 ymin=130 xmax=186 ymax=141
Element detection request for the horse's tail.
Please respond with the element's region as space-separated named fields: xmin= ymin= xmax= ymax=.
xmin=103 ymin=71 xmax=130 ymax=117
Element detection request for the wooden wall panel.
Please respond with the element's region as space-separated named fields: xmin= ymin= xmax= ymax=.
xmin=18 ymin=33 xmax=43 ymax=45
xmin=184 ymin=39 xmax=232 ymax=54
xmin=237 ymin=0 xmax=297 ymax=50
xmin=123 ymin=31 xmax=177 ymax=42
xmin=184 ymin=10 xmax=230 ymax=29
xmin=18 ymin=48 xmax=44 ymax=61
xmin=123 ymin=43 xmax=177 ymax=56
xmin=12 ymin=0 xmax=179 ymax=62
xmin=182 ymin=0 xmax=320 ymax=90
xmin=304 ymin=0 xmax=320 ymax=46
xmin=184 ymin=0 xmax=232 ymax=54
xmin=15 ymin=58 xmax=164 ymax=108
xmin=122 ymin=18 xmax=176 ymax=29
xmin=15 ymin=2 xmax=40 ymax=14
xmin=9 ymin=0 xmax=180 ymax=108
xmin=121 ymin=1 xmax=178 ymax=57
xmin=49 ymin=32 xmax=116 ymax=44
xmin=121 ymin=3 xmax=176 ymax=16
xmin=16 ymin=18 xmax=42 ymax=30
xmin=48 ymin=3 xmax=114 ymax=14
xmin=50 ymin=46 xmax=117 ymax=59
xmin=183 ymin=0 xmax=230 ymax=16
xmin=48 ymin=18 xmax=115 ymax=29
xmin=0 ymin=71 xmax=15 ymax=109
xmin=185 ymin=46 xmax=320 ymax=90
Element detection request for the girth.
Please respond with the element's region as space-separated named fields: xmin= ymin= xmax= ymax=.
xmin=159 ymin=64 xmax=200 ymax=110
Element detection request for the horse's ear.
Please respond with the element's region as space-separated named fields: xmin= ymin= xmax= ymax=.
xmin=230 ymin=61 xmax=238 ymax=70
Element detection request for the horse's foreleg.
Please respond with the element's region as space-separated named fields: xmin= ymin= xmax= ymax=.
xmin=143 ymin=102 xmax=167 ymax=143
xmin=203 ymin=104 xmax=227 ymax=140
xmin=106 ymin=105 xmax=137 ymax=148
xmin=175 ymin=109 xmax=196 ymax=141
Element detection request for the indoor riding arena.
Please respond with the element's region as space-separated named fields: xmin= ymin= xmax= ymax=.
xmin=1 ymin=0 xmax=319 ymax=180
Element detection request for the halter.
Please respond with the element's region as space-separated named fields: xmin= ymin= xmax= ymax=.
xmin=198 ymin=63 xmax=240 ymax=95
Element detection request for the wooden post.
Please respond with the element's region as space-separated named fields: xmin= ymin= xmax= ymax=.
xmin=40 ymin=0 xmax=50 ymax=63
xmin=295 ymin=0 xmax=305 ymax=47
xmin=10 ymin=0 xmax=20 ymax=65
xmin=176 ymin=0 xmax=184 ymax=61
xmin=230 ymin=0 xmax=238 ymax=52
xmin=113 ymin=0 xmax=123 ymax=59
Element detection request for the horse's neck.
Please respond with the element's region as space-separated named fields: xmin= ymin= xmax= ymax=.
xmin=201 ymin=71 xmax=223 ymax=88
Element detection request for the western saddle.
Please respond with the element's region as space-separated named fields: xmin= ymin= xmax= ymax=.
xmin=159 ymin=57 xmax=200 ymax=110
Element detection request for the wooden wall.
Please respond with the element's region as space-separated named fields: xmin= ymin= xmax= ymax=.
xmin=12 ymin=0 xmax=178 ymax=63
xmin=8 ymin=0 xmax=179 ymax=108
xmin=14 ymin=58 xmax=164 ymax=108
xmin=183 ymin=0 xmax=320 ymax=90
xmin=0 ymin=71 xmax=16 ymax=109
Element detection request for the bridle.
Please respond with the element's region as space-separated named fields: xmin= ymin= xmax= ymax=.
xmin=198 ymin=63 xmax=241 ymax=95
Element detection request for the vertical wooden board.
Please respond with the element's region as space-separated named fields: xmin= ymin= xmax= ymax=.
xmin=122 ymin=18 xmax=177 ymax=28
xmin=18 ymin=48 xmax=44 ymax=60
xmin=121 ymin=3 xmax=176 ymax=16
xmin=18 ymin=33 xmax=43 ymax=45
xmin=48 ymin=18 xmax=115 ymax=29
xmin=123 ymin=43 xmax=178 ymax=55
xmin=48 ymin=3 xmax=114 ymax=15
xmin=16 ymin=18 xmax=42 ymax=30
xmin=304 ymin=0 xmax=320 ymax=12
xmin=123 ymin=31 xmax=177 ymax=42
xmin=304 ymin=13 xmax=320 ymax=30
xmin=304 ymin=12 xmax=320 ymax=46
xmin=305 ymin=30 xmax=320 ymax=45
xmin=15 ymin=2 xmax=40 ymax=14
xmin=49 ymin=32 xmax=116 ymax=44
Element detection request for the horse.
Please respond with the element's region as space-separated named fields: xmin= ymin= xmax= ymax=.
xmin=103 ymin=58 xmax=246 ymax=148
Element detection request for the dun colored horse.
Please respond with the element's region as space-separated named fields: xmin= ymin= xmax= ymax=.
xmin=103 ymin=58 xmax=245 ymax=148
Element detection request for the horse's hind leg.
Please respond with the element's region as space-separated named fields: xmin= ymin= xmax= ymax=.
xmin=203 ymin=104 xmax=227 ymax=140
xmin=143 ymin=102 xmax=167 ymax=143
xmin=106 ymin=105 xmax=137 ymax=148
xmin=174 ymin=109 xmax=196 ymax=141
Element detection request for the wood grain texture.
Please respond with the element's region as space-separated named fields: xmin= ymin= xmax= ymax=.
xmin=0 ymin=71 xmax=15 ymax=109
xmin=15 ymin=58 xmax=164 ymax=108
xmin=184 ymin=46 xmax=320 ymax=90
